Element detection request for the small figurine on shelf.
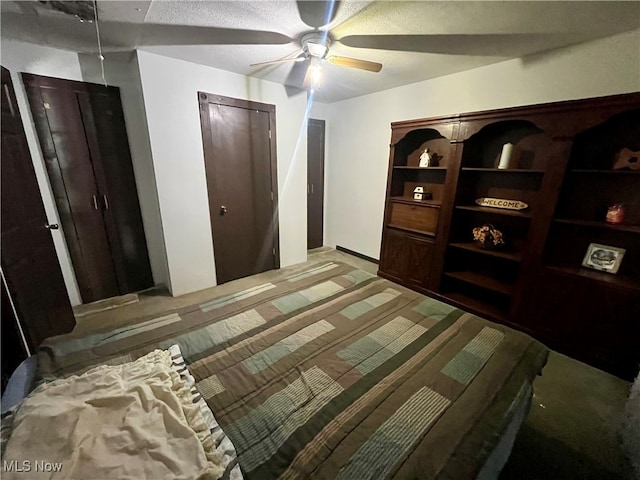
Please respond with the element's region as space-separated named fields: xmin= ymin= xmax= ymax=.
xmin=419 ymin=148 xmax=432 ymax=167
xmin=472 ymin=224 xmax=505 ymax=249
xmin=412 ymin=186 xmax=432 ymax=201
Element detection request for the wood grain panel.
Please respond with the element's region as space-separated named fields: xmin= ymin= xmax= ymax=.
xmin=389 ymin=203 xmax=439 ymax=235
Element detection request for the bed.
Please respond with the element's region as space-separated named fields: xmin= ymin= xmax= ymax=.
xmin=1 ymin=261 xmax=548 ymax=479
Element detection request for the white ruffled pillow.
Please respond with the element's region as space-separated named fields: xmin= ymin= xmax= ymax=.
xmin=2 ymin=348 xmax=225 ymax=480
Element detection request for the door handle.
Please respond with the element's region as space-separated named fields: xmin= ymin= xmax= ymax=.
xmin=45 ymin=223 xmax=59 ymax=230
xmin=220 ymin=205 xmax=227 ymax=215
xmin=92 ymin=195 xmax=99 ymax=210
xmin=103 ymin=194 xmax=109 ymax=210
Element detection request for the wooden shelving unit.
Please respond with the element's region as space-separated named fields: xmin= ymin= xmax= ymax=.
xmin=455 ymin=205 xmax=533 ymax=218
xmin=443 ymin=271 xmax=514 ymax=296
xmin=389 ymin=197 xmax=441 ymax=208
xmin=546 ymin=265 xmax=639 ymax=291
xmin=378 ymin=92 xmax=640 ymax=380
xmin=440 ymin=292 xmax=508 ymax=322
xmin=553 ymin=218 xmax=640 ymax=234
xmin=448 ymin=242 xmax=522 ymax=262
xmin=387 ymin=224 xmax=436 ymax=237
xmin=393 ymin=166 xmax=448 ymax=171
xmin=461 ymin=168 xmax=545 ymax=174
xmin=568 ymin=169 xmax=640 ymax=175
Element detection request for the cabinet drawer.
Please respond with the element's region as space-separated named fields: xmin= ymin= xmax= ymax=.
xmin=389 ymin=203 xmax=439 ymax=234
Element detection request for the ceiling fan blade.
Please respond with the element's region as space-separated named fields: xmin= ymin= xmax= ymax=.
xmin=0 ymin=12 xmax=294 ymax=51
xmin=139 ymin=24 xmax=293 ymax=46
xmin=284 ymin=60 xmax=310 ymax=97
xmin=338 ymin=33 xmax=591 ymax=57
xmin=326 ymin=55 xmax=382 ymax=73
xmin=250 ymin=56 xmax=305 ymax=68
xmin=296 ymin=0 xmax=341 ymax=29
xmin=285 ymin=60 xmax=310 ymax=88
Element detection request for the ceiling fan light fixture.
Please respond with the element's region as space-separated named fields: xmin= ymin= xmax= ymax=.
xmin=311 ymin=65 xmax=322 ymax=84
xmin=307 ymin=42 xmax=328 ymax=58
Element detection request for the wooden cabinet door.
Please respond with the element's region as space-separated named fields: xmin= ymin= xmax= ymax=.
xmin=379 ymin=229 xmax=411 ymax=281
xmin=405 ymin=236 xmax=435 ymax=288
xmin=380 ymin=229 xmax=435 ymax=289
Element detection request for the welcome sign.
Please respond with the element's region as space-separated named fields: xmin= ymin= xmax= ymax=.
xmin=475 ymin=197 xmax=529 ymax=210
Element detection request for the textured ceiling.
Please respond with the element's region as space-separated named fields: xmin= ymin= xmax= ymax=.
xmin=2 ymin=1 xmax=639 ymax=103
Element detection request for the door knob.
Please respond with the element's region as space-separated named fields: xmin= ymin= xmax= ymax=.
xmin=45 ymin=223 xmax=59 ymax=230
xmin=220 ymin=205 xmax=227 ymax=215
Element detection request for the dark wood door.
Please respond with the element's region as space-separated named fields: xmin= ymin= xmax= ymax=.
xmin=78 ymin=91 xmax=153 ymax=293
xmin=1 ymin=66 xmax=75 ymax=350
xmin=199 ymin=93 xmax=279 ymax=284
xmin=307 ymin=118 xmax=325 ymax=249
xmin=22 ymin=74 xmax=152 ymax=303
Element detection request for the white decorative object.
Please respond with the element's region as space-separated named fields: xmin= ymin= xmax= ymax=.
xmin=497 ymin=143 xmax=514 ymax=169
xmin=413 ymin=186 xmax=424 ymax=200
xmin=475 ymin=197 xmax=528 ymax=210
xmin=419 ymin=148 xmax=431 ymax=167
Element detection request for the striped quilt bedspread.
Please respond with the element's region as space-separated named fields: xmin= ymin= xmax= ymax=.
xmin=38 ymin=261 xmax=548 ymax=479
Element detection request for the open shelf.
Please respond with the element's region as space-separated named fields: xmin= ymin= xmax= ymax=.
xmin=393 ymin=166 xmax=448 ymax=171
xmin=448 ymin=242 xmax=522 ymax=262
xmin=455 ymin=205 xmax=532 ymax=218
xmin=553 ymin=218 xmax=640 ymax=234
xmin=461 ymin=168 xmax=545 ymax=174
xmin=387 ymin=224 xmax=436 ymax=237
xmin=443 ymin=270 xmax=514 ymax=296
xmin=441 ymin=291 xmax=508 ymax=322
xmin=545 ymin=265 xmax=640 ymax=292
xmin=568 ymin=169 xmax=640 ymax=175
xmin=390 ymin=197 xmax=441 ymax=208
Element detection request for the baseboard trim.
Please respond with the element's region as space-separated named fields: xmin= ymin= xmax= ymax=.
xmin=336 ymin=245 xmax=379 ymax=264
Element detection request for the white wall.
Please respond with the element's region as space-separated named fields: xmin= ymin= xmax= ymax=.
xmin=1 ymin=39 xmax=83 ymax=305
xmin=78 ymin=51 xmax=170 ymax=289
xmin=136 ymin=51 xmax=308 ymax=296
xmin=323 ymin=29 xmax=640 ymax=259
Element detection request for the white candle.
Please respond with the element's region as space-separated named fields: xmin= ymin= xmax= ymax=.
xmin=498 ymin=143 xmax=514 ymax=169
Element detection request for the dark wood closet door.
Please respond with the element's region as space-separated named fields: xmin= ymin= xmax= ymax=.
xmin=78 ymin=91 xmax=153 ymax=293
xmin=307 ymin=118 xmax=325 ymax=249
xmin=22 ymin=74 xmax=152 ymax=303
xmin=199 ymin=93 xmax=279 ymax=284
xmin=1 ymin=66 xmax=75 ymax=350
xmin=26 ymin=81 xmax=120 ymax=302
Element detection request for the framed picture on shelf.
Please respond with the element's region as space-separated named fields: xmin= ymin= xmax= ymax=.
xmin=581 ymin=243 xmax=626 ymax=274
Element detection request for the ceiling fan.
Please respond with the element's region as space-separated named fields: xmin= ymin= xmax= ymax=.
xmin=12 ymin=0 xmax=615 ymax=95
xmin=246 ymin=1 xmax=383 ymax=93
xmin=249 ymin=32 xmax=382 ymax=91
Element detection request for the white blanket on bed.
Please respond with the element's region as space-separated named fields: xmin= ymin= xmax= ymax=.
xmin=2 ymin=350 xmax=224 ymax=480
